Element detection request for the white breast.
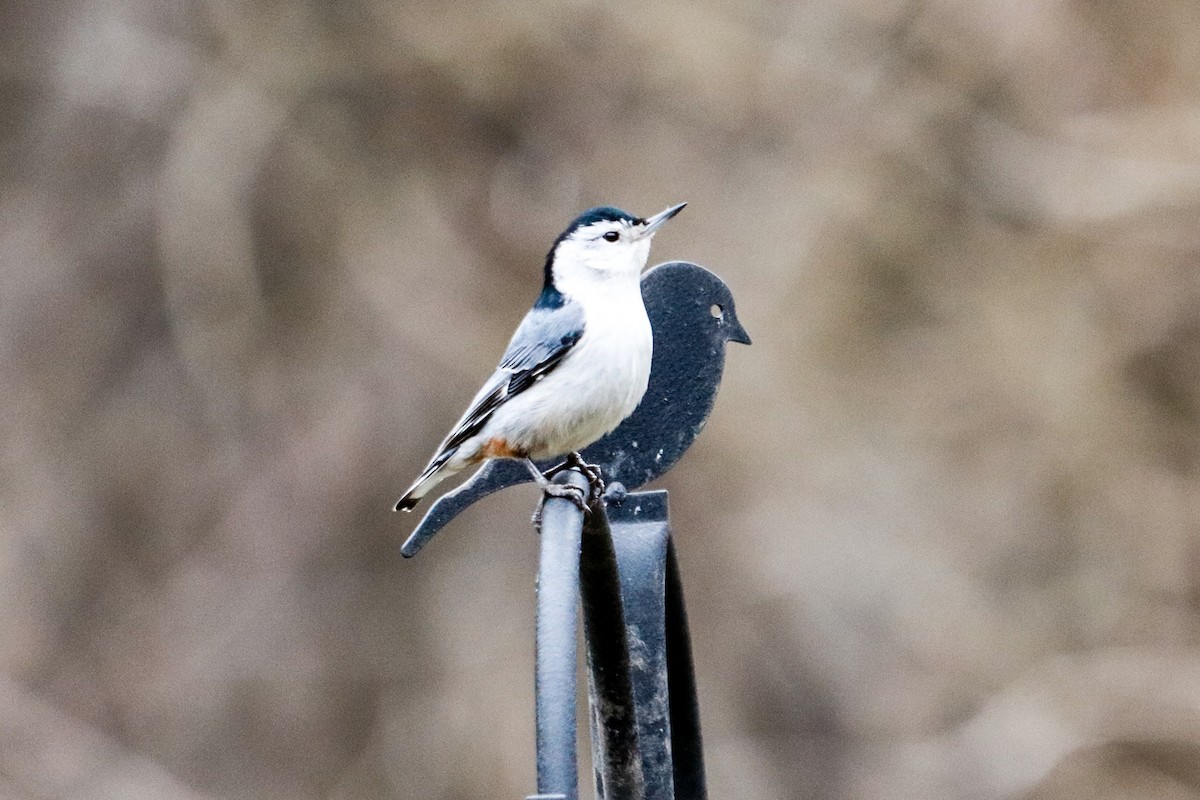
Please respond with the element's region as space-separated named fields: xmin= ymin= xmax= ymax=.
xmin=483 ymin=279 xmax=653 ymax=459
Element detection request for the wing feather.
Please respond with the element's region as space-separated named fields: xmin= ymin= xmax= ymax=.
xmin=419 ymin=300 xmax=585 ymax=472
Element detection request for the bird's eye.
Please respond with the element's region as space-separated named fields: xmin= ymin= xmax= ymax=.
xmin=602 ymin=231 xmax=620 ymax=242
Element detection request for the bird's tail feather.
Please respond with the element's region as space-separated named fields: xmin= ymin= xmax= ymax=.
xmin=394 ymin=461 xmax=451 ymax=512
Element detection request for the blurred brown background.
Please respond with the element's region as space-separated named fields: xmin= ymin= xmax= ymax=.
xmin=4 ymin=0 xmax=1200 ymax=798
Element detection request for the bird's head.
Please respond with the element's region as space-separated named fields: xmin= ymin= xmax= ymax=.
xmin=545 ymin=203 xmax=686 ymax=296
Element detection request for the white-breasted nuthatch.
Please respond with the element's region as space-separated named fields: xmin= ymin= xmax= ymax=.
xmin=394 ymin=203 xmax=687 ymax=512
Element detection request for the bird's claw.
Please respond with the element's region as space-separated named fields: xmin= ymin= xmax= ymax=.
xmin=545 ymin=480 xmax=590 ymax=512
xmin=541 ymin=453 xmax=605 ymax=502
xmin=532 ymin=482 xmax=590 ymax=528
xmin=566 ymin=451 xmax=605 ymax=505
xmin=526 ymin=454 xmax=603 ymax=528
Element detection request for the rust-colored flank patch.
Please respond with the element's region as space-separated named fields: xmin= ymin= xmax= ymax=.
xmin=481 ymin=437 xmax=522 ymax=459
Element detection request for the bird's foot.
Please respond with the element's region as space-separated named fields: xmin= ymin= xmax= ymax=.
xmin=565 ymin=451 xmax=605 ymax=504
xmin=525 ymin=458 xmax=590 ymax=528
xmin=531 ymin=482 xmax=589 ymax=527
xmin=544 ymin=480 xmax=590 ymax=512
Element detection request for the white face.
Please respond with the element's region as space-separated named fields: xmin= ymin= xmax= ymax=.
xmin=552 ymin=219 xmax=655 ymax=286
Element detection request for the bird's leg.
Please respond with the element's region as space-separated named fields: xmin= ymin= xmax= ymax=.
xmin=525 ymin=458 xmax=588 ymax=527
xmin=565 ymin=451 xmax=605 ymax=504
xmin=539 ymin=458 xmax=571 ymax=480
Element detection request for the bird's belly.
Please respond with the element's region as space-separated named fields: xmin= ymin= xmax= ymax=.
xmin=486 ymin=320 xmax=651 ymax=459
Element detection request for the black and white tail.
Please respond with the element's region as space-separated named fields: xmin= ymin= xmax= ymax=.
xmin=393 ymin=456 xmax=455 ymax=511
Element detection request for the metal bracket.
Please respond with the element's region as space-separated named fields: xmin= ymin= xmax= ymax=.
xmin=531 ymin=474 xmax=708 ymax=800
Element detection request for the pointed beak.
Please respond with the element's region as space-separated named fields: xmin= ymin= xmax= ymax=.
xmin=639 ymin=202 xmax=687 ymax=237
xmin=726 ymin=316 xmax=752 ymax=345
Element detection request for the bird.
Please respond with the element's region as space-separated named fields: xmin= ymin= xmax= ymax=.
xmin=394 ymin=202 xmax=689 ymax=514
xmin=399 ymin=260 xmax=750 ymax=557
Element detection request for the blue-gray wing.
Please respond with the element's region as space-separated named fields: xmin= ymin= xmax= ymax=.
xmin=423 ymin=300 xmax=586 ymax=469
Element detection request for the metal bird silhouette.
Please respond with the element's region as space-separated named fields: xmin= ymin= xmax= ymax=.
xmin=400 ymin=260 xmax=750 ymax=557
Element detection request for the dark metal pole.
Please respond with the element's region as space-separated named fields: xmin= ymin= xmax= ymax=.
xmin=532 ymin=470 xmax=589 ymax=800
xmin=605 ymin=490 xmax=709 ymax=800
xmin=664 ymin=536 xmax=707 ymax=800
xmin=580 ymin=502 xmax=645 ymax=800
xmin=606 ymin=491 xmax=674 ymax=800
